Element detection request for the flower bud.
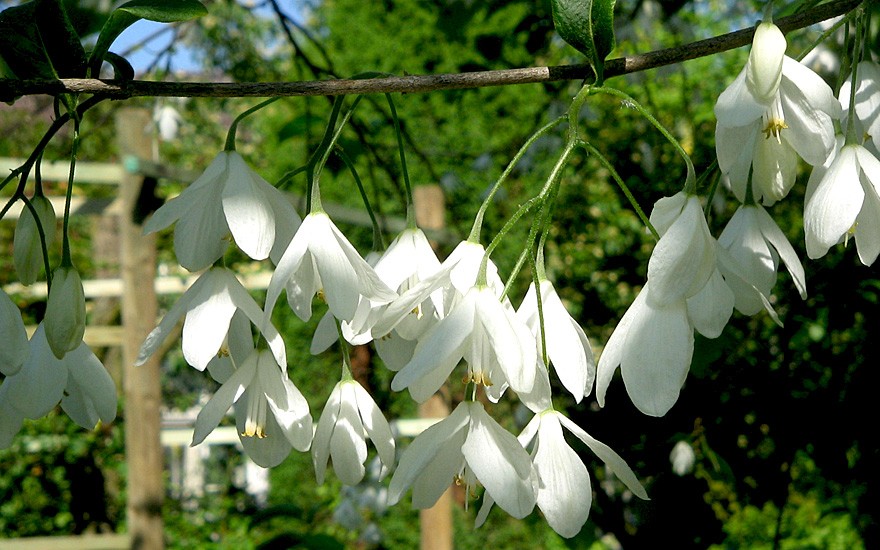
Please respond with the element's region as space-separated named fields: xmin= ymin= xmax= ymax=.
xmin=746 ymin=22 xmax=786 ymax=103
xmin=45 ymin=266 xmax=86 ymax=359
xmin=13 ymin=195 xmax=56 ymax=285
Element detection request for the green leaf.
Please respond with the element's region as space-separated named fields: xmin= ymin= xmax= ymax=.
xmin=0 ymin=0 xmax=87 ymax=79
xmin=89 ymin=0 xmax=207 ymax=75
xmin=550 ymin=0 xmax=617 ymax=83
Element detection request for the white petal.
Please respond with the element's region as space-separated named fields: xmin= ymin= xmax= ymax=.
xmin=391 ymin=291 xmax=475 ymax=396
xmin=0 ymin=390 xmax=25 ymax=449
xmin=353 ymin=382 xmax=396 ymax=475
xmin=220 ymin=152 xmax=275 ymax=261
xmin=61 ymin=343 xmax=117 ymax=429
xmin=539 ymin=280 xmax=594 ymax=402
xmin=475 ymin=288 xmax=536 ymax=394
xmin=559 ymin=414 xmax=649 ymax=500
xmin=621 ymin=296 xmax=693 ymax=417
xmin=236 ymin=411 xmax=291 ymax=468
xmin=387 ymin=402 xmax=470 ymax=507
xmin=264 ymin=214 xmax=315 ymax=321
xmin=191 ymin=356 xmax=256 ymax=446
xmin=45 ymin=266 xmax=86 ymax=359
xmin=804 ymin=145 xmax=863 ymax=259
xmin=595 ymin=286 xmax=648 ymax=407
xmin=312 ymin=382 xmax=343 ymax=484
xmin=647 ymin=197 xmax=714 ymax=306
xmin=755 ymin=205 xmax=807 ymax=299
xmin=182 ymin=270 xmax=238 ymax=371
xmin=310 ymin=311 xmax=338 ymax=355
xmin=715 ymin=68 xmax=765 ymax=128
xmin=855 ymin=185 xmax=880 ymax=265
xmin=463 ymin=402 xmax=536 ymax=519
xmin=171 ymin=185 xmax=229 ymax=272
xmin=533 ymin=413 xmax=592 ymax=538
xmin=6 ymin=324 xmax=68 ymax=418
xmin=262 ymin=359 xmax=312 ymax=452
xmin=329 ymin=385 xmax=368 ymax=485
xmin=0 ymin=289 xmax=29 ymax=376
xmin=687 ymin=267 xmax=734 ymax=339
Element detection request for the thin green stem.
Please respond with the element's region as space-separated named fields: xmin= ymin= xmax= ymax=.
xmin=796 ymin=7 xmax=860 ymax=63
xmin=338 ymin=145 xmax=385 ymax=250
xmin=579 ymin=141 xmax=660 ymax=240
xmin=61 ymin=119 xmax=81 ymax=267
xmin=306 ymin=96 xmax=346 ymax=213
xmin=225 ymin=97 xmax=282 ymax=151
xmin=845 ymin=11 xmax=867 ymax=145
xmin=590 ymin=86 xmax=696 ymax=193
xmin=334 ymin=319 xmax=354 ymax=381
xmin=312 ymin=96 xmax=364 ymax=213
xmin=385 ymin=93 xmax=416 ymax=227
xmin=468 ymin=115 xmax=566 ymax=243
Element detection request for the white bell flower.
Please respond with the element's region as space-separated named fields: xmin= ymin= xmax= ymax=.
xmin=1 ymin=324 xmax=116 ymax=429
xmin=144 ymin=151 xmax=301 ymax=272
xmin=44 ymin=265 xmax=86 ymax=359
xmin=312 ymin=379 xmax=396 ymax=485
xmin=718 ymin=204 xmax=806 ymax=315
xmin=387 ymin=401 xmax=536 ymax=519
xmin=137 ymin=267 xmax=287 ymax=371
xmin=0 ymin=289 xmax=29 ymax=376
xmin=516 ymin=279 xmax=595 ymax=403
xmin=804 ymin=140 xmax=880 ymax=264
xmin=370 ymin=240 xmax=503 ymax=340
xmin=715 ymin=22 xmax=841 ymax=205
xmin=476 ymin=409 xmax=647 ymax=538
xmin=390 ymin=285 xmax=536 ymax=403
xmin=265 ymin=212 xmax=397 ymax=324
xmin=13 ymin=194 xmax=55 ymax=285
xmin=193 ymin=349 xmax=313 ymax=468
xmin=596 ymin=193 xmax=720 ymax=417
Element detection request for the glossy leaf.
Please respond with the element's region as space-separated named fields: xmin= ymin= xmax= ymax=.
xmin=550 ymin=0 xmax=616 ymax=82
xmin=0 ymin=0 xmax=87 ymax=79
xmin=89 ymin=0 xmax=207 ymax=74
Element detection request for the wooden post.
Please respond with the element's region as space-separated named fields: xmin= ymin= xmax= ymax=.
xmin=116 ymin=108 xmax=164 ymax=550
xmin=413 ymin=185 xmax=453 ymax=550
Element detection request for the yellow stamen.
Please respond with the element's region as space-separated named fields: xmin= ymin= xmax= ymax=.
xmin=763 ymin=119 xmax=788 ymax=142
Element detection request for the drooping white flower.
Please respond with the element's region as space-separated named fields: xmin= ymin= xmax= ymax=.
xmin=476 ymin=409 xmax=647 ymax=538
xmin=804 ymin=141 xmax=880 ymax=264
xmin=13 ymin=194 xmax=55 ymax=285
xmin=0 ymin=389 xmax=26 ymax=449
xmin=718 ymin=204 xmax=807 ymax=315
xmin=670 ymin=440 xmax=696 ymax=476
xmin=44 ymin=265 xmax=86 ymax=359
xmin=517 ymin=279 xmax=595 ymax=403
xmin=312 ymin=379 xmax=395 ymax=485
xmin=265 ymin=212 xmax=397 ymax=324
xmin=387 ymin=401 xmax=536 ymax=519
xmin=596 ymin=193 xmax=720 ymax=417
xmin=144 ymin=151 xmax=301 ymax=271
xmin=390 ymin=285 xmax=536 ymax=403
xmin=1 ymin=324 xmax=116 ymax=429
xmin=0 ymin=288 xmax=29 ymax=377
xmin=370 ymin=240 xmax=503 ymax=339
xmin=137 ymin=267 xmax=287 ymax=371
xmin=715 ymin=22 xmax=841 ymax=205
xmin=193 ymin=349 xmax=313 ymax=468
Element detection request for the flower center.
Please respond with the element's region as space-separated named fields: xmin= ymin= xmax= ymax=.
xmin=762 ymin=97 xmax=787 ymax=142
xmin=242 ymin=390 xmax=268 ymax=438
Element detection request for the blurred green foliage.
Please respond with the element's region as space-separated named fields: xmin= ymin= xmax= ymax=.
xmin=1 ymin=0 xmax=878 ymax=547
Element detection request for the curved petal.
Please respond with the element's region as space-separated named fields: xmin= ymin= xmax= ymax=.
xmin=236 ymin=411 xmax=291 ymax=468
xmin=182 ymin=271 xmax=238 ymax=371
xmin=755 ymin=206 xmax=807 ymax=298
xmin=312 ymin=382 xmax=344 ymax=484
xmin=61 ymin=343 xmax=117 ymax=429
xmin=262 ymin=359 xmax=312 ymax=452
xmin=595 ymin=286 xmax=649 ymax=407
xmin=7 ymin=325 xmax=67 ymax=419
xmin=715 ymin=67 xmax=765 ymax=127
xmin=746 ymin=23 xmax=786 ymax=103
xmin=463 ymin=403 xmax=536 ymax=519
xmin=387 ymin=402 xmax=470 ymax=506
xmin=539 ymin=280 xmax=594 ymax=402
xmin=329 ymin=385 xmax=368 ymax=485
xmin=621 ymin=297 xmax=693 ymax=417
xmin=687 ymin=267 xmax=734 ymax=339
xmin=353 ymin=382 xmax=396 ymax=476
xmin=855 ymin=184 xmax=880 ymax=265
xmin=191 ymin=356 xmax=256 ymax=446
xmin=0 ymin=289 xmax=29 ymax=376
xmin=220 ymin=152 xmax=275 ymax=261
xmin=533 ymin=413 xmax=592 ymax=538
xmin=264 ymin=214 xmax=314 ymax=321
xmin=558 ymin=414 xmax=648 ymax=500
xmin=804 ymin=145 xmax=863 ymax=259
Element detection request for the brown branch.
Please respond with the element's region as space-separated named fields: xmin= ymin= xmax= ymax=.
xmin=0 ymin=0 xmax=862 ymax=100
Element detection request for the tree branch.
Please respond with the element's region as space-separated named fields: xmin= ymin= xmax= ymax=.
xmin=0 ymin=0 xmax=862 ymax=100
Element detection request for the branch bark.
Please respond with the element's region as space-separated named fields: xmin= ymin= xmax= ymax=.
xmin=0 ymin=0 xmax=862 ymax=100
